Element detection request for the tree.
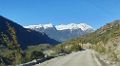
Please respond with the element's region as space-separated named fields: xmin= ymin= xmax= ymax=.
xmin=0 ymin=22 xmax=23 ymax=65
xmin=31 ymin=51 xmax=44 ymax=60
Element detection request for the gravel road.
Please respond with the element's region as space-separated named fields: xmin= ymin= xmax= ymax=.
xmin=35 ymin=49 xmax=109 ymax=66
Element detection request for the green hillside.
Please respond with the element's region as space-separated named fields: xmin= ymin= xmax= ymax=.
xmin=0 ymin=22 xmax=22 ymax=65
xmin=0 ymin=16 xmax=57 ymax=65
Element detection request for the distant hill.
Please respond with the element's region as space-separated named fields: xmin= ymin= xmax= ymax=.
xmin=0 ymin=16 xmax=59 ymax=49
xmin=25 ymin=23 xmax=94 ymax=42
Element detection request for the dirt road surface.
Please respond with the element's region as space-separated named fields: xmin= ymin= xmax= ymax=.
xmin=35 ymin=50 xmax=109 ymax=66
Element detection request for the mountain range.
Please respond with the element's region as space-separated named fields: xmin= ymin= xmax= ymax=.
xmin=25 ymin=23 xmax=94 ymax=42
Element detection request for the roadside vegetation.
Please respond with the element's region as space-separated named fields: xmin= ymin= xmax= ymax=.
xmin=24 ymin=44 xmax=52 ymax=62
xmin=49 ymin=40 xmax=83 ymax=56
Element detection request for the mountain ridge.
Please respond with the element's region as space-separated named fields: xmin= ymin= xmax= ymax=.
xmin=24 ymin=23 xmax=94 ymax=31
xmin=24 ymin=23 xmax=94 ymax=42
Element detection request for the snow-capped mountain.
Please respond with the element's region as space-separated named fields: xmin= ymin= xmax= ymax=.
xmin=24 ymin=23 xmax=94 ymax=42
xmin=24 ymin=23 xmax=54 ymax=29
xmin=55 ymin=23 xmax=93 ymax=31
xmin=25 ymin=23 xmax=93 ymax=31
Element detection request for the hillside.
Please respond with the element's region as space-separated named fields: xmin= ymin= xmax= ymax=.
xmin=57 ymin=20 xmax=120 ymax=65
xmin=0 ymin=16 xmax=59 ymax=49
xmin=0 ymin=16 xmax=59 ymax=65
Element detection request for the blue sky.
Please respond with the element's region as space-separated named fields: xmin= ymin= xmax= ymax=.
xmin=0 ymin=0 xmax=120 ymax=29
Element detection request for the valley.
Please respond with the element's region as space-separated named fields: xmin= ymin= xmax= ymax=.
xmin=1 ymin=0 xmax=120 ymax=66
xmin=1 ymin=16 xmax=120 ymax=66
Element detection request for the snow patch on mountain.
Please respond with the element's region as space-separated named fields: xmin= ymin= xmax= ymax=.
xmin=24 ymin=23 xmax=93 ymax=31
xmin=24 ymin=23 xmax=54 ymax=29
xmin=55 ymin=23 xmax=93 ymax=31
